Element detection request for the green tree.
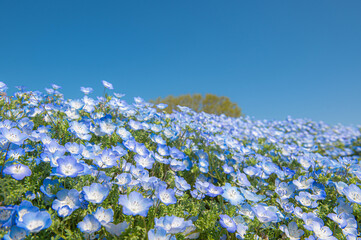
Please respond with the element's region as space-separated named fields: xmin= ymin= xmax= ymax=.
xmin=151 ymin=93 xmax=242 ymax=117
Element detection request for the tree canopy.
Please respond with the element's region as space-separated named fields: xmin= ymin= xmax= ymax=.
xmin=150 ymin=93 xmax=242 ymax=118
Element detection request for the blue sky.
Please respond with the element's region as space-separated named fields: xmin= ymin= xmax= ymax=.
xmin=1 ymin=1 xmax=360 ymax=125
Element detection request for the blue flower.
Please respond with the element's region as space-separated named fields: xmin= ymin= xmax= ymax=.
xmin=295 ymin=192 xmax=318 ymax=208
xmin=105 ymin=221 xmax=128 ymax=237
xmin=222 ymin=183 xmax=244 ymax=206
xmin=252 ymin=204 xmax=280 ymax=223
xmin=15 ymin=200 xmax=39 ymax=223
xmin=148 ymin=227 xmax=176 ymax=240
xmin=16 ymin=211 xmax=52 ymax=233
xmin=3 ymin=164 xmax=31 ymax=180
xmin=135 ymin=154 xmax=155 ymax=169
xmin=154 ymin=215 xmax=193 ymax=234
xmin=93 ymin=207 xmax=113 ymax=226
xmin=94 ymin=149 xmax=118 ymax=168
xmin=3 ymin=226 xmax=28 ymax=240
xmin=52 ymin=156 xmax=84 ymax=178
xmin=206 ymin=183 xmax=224 ymax=197
xmin=80 ymin=87 xmax=93 ymax=95
xmin=83 ymin=183 xmax=110 ymax=204
xmin=219 ymin=214 xmax=237 ymax=233
xmin=343 ymin=184 xmax=361 ymax=204
xmin=157 ymin=186 xmax=177 ymax=206
xmin=40 ymin=178 xmax=61 ymax=198
xmin=0 ymin=206 xmax=15 ymax=228
xmin=77 ymin=214 xmax=101 ymax=234
xmin=312 ymin=221 xmax=337 ymax=240
xmin=279 ymin=222 xmax=304 ymax=240
xmin=118 ymin=191 xmax=153 ymax=217
xmin=52 ymin=189 xmax=81 ymax=217
xmin=174 ymin=176 xmax=191 ymax=191
xmin=275 ymin=181 xmax=295 ymax=199
xmin=102 ymin=80 xmax=113 ymax=90
xmin=1 ymin=128 xmax=28 ymax=145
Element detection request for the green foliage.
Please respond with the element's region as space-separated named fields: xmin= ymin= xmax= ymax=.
xmin=151 ymin=93 xmax=242 ymax=118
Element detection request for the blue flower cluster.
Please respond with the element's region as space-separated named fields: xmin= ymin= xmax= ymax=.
xmin=0 ymin=81 xmax=360 ymax=239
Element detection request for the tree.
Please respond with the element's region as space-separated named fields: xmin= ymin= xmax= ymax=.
xmin=150 ymin=93 xmax=242 ymax=118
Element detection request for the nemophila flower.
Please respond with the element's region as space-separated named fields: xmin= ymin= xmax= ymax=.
xmin=302 ymin=213 xmax=324 ymax=231
xmin=222 ymin=163 xmax=235 ymax=174
xmin=275 ymin=181 xmax=295 ymax=199
xmin=94 ymin=149 xmax=118 ymax=168
xmin=342 ymin=217 xmax=358 ymax=238
xmin=105 ymin=221 xmax=128 ymax=237
xmin=222 ymin=183 xmax=244 ymax=206
xmin=135 ymin=154 xmax=155 ymax=169
xmin=243 ymin=166 xmax=260 ymax=176
xmin=0 ymin=206 xmax=15 ymax=228
xmin=277 ymin=199 xmax=295 ymax=213
xmin=1 ymin=128 xmax=27 ymax=145
xmin=157 ymin=144 xmax=169 ymax=156
xmin=238 ymin=203 xmax=255 ymax=220
xmin=114 ymin=173 xmax=132 ymax=186
xmin=3 ymin=225 xmax=28 ymax=240
xmin=118 ymin=191 xmax=153 ymax=217
xmin=52 ymin=156 xmax=84 ymax=178
xmin=327 ymin=213 xmax=348 ymax=229
xmin=16 ymin=211 xmax=51 ymax=233
xmin=343 ymin=184 xmax=361 ymax=204
xmin=175 ymin=176 xmax=191 ymax=191
xmin=150 ymin=134 xmax=166 ymax=145
xmin=83 ymin=183 xmax=109 ymax=204
xmin=293 ymin=176 xmax=314 ymax=190
xmin=128 ymin=119 xmax=143 ymax=130
xmin=295 ymin=191 xmax=318 ymax=208
xmin=7 ymin=147 xmax=25 ymax=160
xmin=116 ymin=127 xmax=133 ymax=140
xmin=154 ymin=215 xmax=193 ymax=234
xmin=44 ymin=140 xmax=66 ymax=155
xmin=0 ymin=81 xmax=8 ymax=92
xmin=123 ymin=139 xmax=136 ymax=151
xmin=170 ymin=159 xmax=186 ymax=171
xmin=169 ymin=147 xmax=185 ymax=159
xmin=235 ymin=170 xmax=251 ymax=187
xmin=311 ymin=182 xmax=327 ymax=200
xmin=15 ymin=200 xmax=39 ymax=223
xmin=279 ymin=221 xmax=304 ymax=240
xmin=64 ymin=142 xmax=84 ymax=155
xmin=219 ymin=214 xmax=237 ymax=233
xmin=99 ymin=119 xmax=116 ymax=135
xmin=52 ymin=189 xmax=81 ymax=217
xmin=3 ymin=163 xmax=31 ymax=180
xmin=334 ymin=198 xmax=353 ymax=215
xmin=102 ymin=80 xmax=113 ymax=90
xmin=198 ymin=158 xmax=209 ymax=173
xmin=134 ymin=142 xmax=149 ymax=156
xmin=40 ymin=178 xmax=61 ymax=198
xmin=236 ymin=223 xmax=248 ymax=239
xmin=157 ymin=186 xmax=177 ymax=206
xmin=154 ymin=153 xmax=170 ymax=164
xmin=80 ymin=86 xmax=93 ymax=95
xmin=148 ymin=227 xmax=175 ymax=240
xmin=206 ymin=183 xmax=224 ymax=197
xmin=240 ymin=188 xmax=265 ymax=202
xmin=312 ymin=221 xmax=337 ymax=240
xmin=77 ymin=214 xmax=101 ymax=234
xmin=93 ymin=207 xmax=113 ymax=226
xmin=68 ymin=121 xmax=91 ymax=140
xmin=252 ymin=205 xmax=280 ymax=223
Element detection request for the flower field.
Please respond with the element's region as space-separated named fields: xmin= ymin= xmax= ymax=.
xmin=0 ymin=81 xmax=360 ymax=239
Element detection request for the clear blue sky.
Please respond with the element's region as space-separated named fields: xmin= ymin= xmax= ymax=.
xmin=1 ymin=1 xmax=360 ymax=125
